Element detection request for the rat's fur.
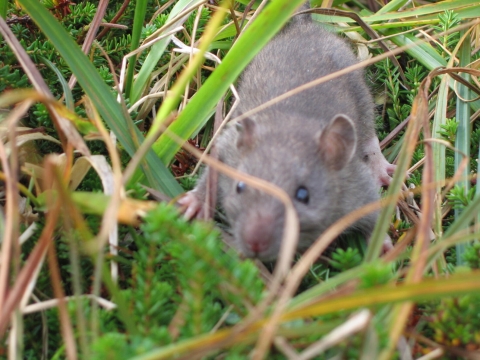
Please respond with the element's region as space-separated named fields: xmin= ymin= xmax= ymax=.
xmin=181 ymin=7 xmax=391 ymax=260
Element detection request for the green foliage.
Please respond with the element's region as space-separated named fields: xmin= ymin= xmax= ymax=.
xmin=426 ymin=254 xmax=480 ymax=350
xmin=446 ymin=184 xmax=476 ymax=210
xmin=0 ymin=65 xmax=29 ymax=92
xmin=65 ymin=1 xmax=97 ymax=26
xmin=403 ymin=64 xmax=427 ymax=101
xmin=462 ymin=242 xmax=480 ymax=269
xmin=437 ymin=118 xmax=458 ymax=143
xmin=32 ymin=103 xmax=52 ymax=128
xmin=430 ymin=292 xmax=480 ymax=347
xmin=359 ymin=261 xmax=394 ymax=289
xmin=432 ymin=10 xmax=461 ymax=57
xmin=184 ymin=8 xmax=211 ymax=38
xmin=90 ymin=203 xmax=265 ymax=355
xmin=330 ymin=247 xmax=362 ymax=271
xmin=178 ymin=173 xmax=198 ymax=191
xmin=374 ymin=58 xmax=414 ymax=132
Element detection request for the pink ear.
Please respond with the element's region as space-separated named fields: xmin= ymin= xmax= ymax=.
xmin=236 ymin=117 xmax=256 ymax=149
xmin=317 ymin=114 xmax=357 ymax=171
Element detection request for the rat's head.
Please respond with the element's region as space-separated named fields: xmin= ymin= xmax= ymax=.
xmin=222 ymin=114 xmax=357 ymax=261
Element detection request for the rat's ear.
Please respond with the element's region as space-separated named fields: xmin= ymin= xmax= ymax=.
xmin=316 ymin=114 xmax=357 ymax=171
xmin=235 ymin=117 xmax=256 ymax=149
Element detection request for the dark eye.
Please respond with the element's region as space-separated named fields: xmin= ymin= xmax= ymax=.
xmin=236 ymin=181 xmax=246 ymax=194
xmin=295 ymin=186 xmax=309 ymax=204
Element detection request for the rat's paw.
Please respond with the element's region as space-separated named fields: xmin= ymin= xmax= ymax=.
xmin=364 ymin=137 xmax=400 ymax=187
xmin=382 ymin=235 xmax=394 ymax=254
xmin=377 ymin=158 xmax=397 ymax=187
xmin=365 ymin=149 xmax=395 ymax=187
xmin=177 ymin=191 xmax=204 ymax=220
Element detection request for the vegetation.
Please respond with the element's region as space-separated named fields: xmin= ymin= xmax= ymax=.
xmin=1 ymin=0 xmax=480 ymax=358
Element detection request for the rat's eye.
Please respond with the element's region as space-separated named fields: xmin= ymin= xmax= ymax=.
xmin=236 ymin=181 xmax=246 ymax=194
xmin=295 ymin=186 xmax=309 ymax=204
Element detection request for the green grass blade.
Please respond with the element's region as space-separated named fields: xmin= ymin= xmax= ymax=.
xmin=124 ymin=0 xmax=148 ymax=98
xmin=0 ymin=1 xmax=6 ymax=19
xmin=153 ymin=0 xmax=307 ymax=166
xmin=19 ymin=0 xmax=182 ymax=196
xmin=375 ymin=0 xmax=409 ymax=15
xmin=313 ymin=0 xmax=480 ymax=23
xmin=385 ymin=31 xmax=447 ymax=68
xmin=39 ymin=56 xmax=74 ymax=110
xmin=455 ymin=30 xmax=472 ymax=265
xmin=432 ymin=76 xmax=449 ymax=195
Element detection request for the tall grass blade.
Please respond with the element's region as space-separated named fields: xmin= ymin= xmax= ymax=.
xmin=124 ymin=0 xmax=148 ymax=98
xmin=39 ymin=56 xmax=74 ymax=111
xmin=432 ymin=77 xmax=448 ymax=227
xmin=18 ymin=0 xmax=182 ymax=196
xmin=455 ymin=30 xmax=472 ymax=264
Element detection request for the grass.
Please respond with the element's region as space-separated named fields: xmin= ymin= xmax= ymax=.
xmin=1 ymin=0 xmax=480 ymax=359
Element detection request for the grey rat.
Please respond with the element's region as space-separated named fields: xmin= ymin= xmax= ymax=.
xmin=179 ymin=7 xmax=394 ymax=261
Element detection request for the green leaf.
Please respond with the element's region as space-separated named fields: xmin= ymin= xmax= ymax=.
xmin=39 ymin=56 xmax=74 ymax=110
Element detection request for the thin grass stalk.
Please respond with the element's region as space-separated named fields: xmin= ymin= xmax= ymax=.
xmin=44 ymin=161 xmax=79 ymax=360
xmin=0 ymin=100 xmax=26 ymax=318
xmin=0 ymin=186 xmax=61 ymax=337
xmin=40 ymin=57 xmax=74 ymax=110
xmin=9 ymin=310 xmax=23 ymax=359
xmin=37 ymin=157 xmax=97 ymax=348
xmin=314 ymin=0 xmax=480 ymax=25
xmin=478 ymin=137 xmax=480 ymax=230
xmin=47 ymin=240 xmax=78 ymax=360
xmin=288 ymin=266 xmax=366 ymax=309
xmin=131 ymin=0 xmax=206 ymax=104
xmin=146 ymin=0 xmax=231 ymax=142
xmin=125 ymin=0 xmax=148 ymax=98
xmin=378 ymin=73 xmax=431 ymax=359
xmin=66 ymin=231 xmax=90 ymax=358
xmin=85 ymin=100 xmax=126 ymax=338
xmin=454 ymin=29 xmax=472 ymax=265
xmin=365 ymin=96 xmax=422 ymax=261
xmin=385 ymin=75 xmax=436 ymax=360
xmin=8 ymin=100 xmax=27 ymax=359
xmin=431 ymin=76 xmax=448 ymax=237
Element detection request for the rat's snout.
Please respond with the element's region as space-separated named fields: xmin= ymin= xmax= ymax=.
xmin=241 ymin=213 xmax=276 ymax=254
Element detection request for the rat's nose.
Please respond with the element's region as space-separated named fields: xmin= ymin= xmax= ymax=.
xmin=242 ymin=214 xmax=275 ymax=254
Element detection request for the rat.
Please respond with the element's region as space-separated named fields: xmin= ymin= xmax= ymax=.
xmin=178 ymin=5 xmax=394 ymax=261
